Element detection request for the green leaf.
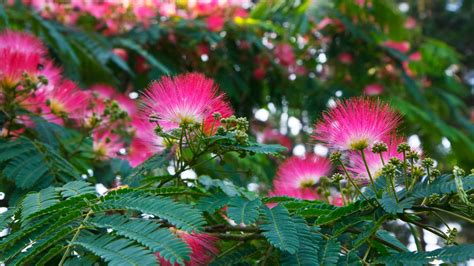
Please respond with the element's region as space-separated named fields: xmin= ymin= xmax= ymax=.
xmin=233 ymin=142 xmax=287 ymax=155
xmin=227 ymin=198 xmax=261 ymax=225
xmin=73 ymin=233 xmax=157 ymax=266
xmin=410 ymin=175 xmax=474 ymax=199
xmin=318 ymin=239 xmax=341 ymax=266
xmin=21 ymin=187 xmax=60 ymax=220
xmin=115 ymin=38 xmax=170 ymax=74
xmin=261 ymin=205 xmax=299 ymax=254
xmin=95 ymin=190 xmax=205 ymax=232
xmin=315 ymin=201 xmax=365 ymax=225
xmin=57 ymin=181 xmax=95 ymax=198
xmin=375 ymin=230 xmax=409 ymax=252
xmin=0 ymin=137 xmax=80 ymax=189
xmin=196 ymin=193 xmax=230 ymax=212
xmin=89 ymin=215 xmax=190 ymax=265
xmin=210 ymin=246 xmax=257 ymax=266
xmin=9 ymin=227 xmax=72 ymax=265
xmin=376 ymin=244 xmax=474 ymax=265
xmin=126 ymin=152 xmax=170 ymax=181
xmin=281 ymin=216 xmax=320 ymax=266
xmin=380 ymin=192 xmax=414 ymax=214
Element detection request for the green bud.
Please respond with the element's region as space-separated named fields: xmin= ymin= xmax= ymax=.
xmin=396 ymin=142 xmax=410 ymax=153
xmin=388 ymin=157 xmax=401 ymax=166
xmin=372 ymin=142 xmax=388 ymax=153
xmin=421 ymin=158 xmax=435 ymax=168
xmin=329 ymin=151 xmax=342 ymax=163
xmin=406 ymin=150 xmax=419 ymax=161
xmin=331 ymin=173 xmax=344 ymax=183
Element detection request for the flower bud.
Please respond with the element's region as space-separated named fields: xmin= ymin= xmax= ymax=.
xmin=329 ymin=151 xmax=342 ymax=163
xmin=372 ymin=142 xmax=388 ymax=153
xmin=396 ymin=142 xmax=410 ymax=153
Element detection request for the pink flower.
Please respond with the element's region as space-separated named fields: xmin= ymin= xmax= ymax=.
xmin=348 ymin=136 xmax=403 ymax=180
xmin=313 ymin=98 xmax=400 ymax=151
xmin=384 ymin=40 xmax=410 ymax=54
xmin=271 ymin=155 xmax=331 ymax=200
xmin=330 ymin=194 xmax=345 ymax=206
xmin=128 ymin=138 xmax=154 ymax=167
xmin=409 ymin=52 xmax=421 ymax=61
xmin=158 ymin=231 xmax=218 ymax=266
xmin=92 ymin=130 xmax=125 ymax=159
xmin=363 ymin=83 xmax=384 ymax=96
xmin=0 ymin=49 xmax=41 ymax=88
xmin=317 ymin=17 xmax=333 ymax=30
xmin=113 ymin=48 xmax=128 ymax=62
xmin=141 ymin=73 xmax=233 ymax=132
xmin=274 ymin=44 xmax=296 ymax=67
xmin=132 ymin=117 xmax=164 ymax=153
xmin=338 ymin=53 xmax=354 ymax=64
xmin=206 ymin=15 xmax=225 ymax=32
xmin=0 ymin=30 xmax=47 ymax=57
xmin=45 ymin=80 xmax=90 ymax=120
xmin=405 ymin=17 xmax=417 ymax=29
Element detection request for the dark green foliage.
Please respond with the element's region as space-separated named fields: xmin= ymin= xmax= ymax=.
xmin=0 ymin=137 xmax=80 ymax=189
xmin=380 ymin=192 xmax=414 ymax=214
xmin=73 ymin=234 xmax=158 ymax=266
xmin=376 ymin=244 xmax=474 ymax=265
xmin=261 ymin=205 xmax=299 ymax=254
xmin=280 ymin=216 xmax=320 ymax=266
xmin=227 ymin=198 xmax=261 ymax=225
xmin=318 ymin=239 xmax=341 ymax=266
xmin=89 ymin=215 xmax=190 ymax=265
xmin=95 ymin=190 xmax=206 ymax=232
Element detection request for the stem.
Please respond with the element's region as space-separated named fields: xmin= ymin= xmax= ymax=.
xmin=412 ymin=206 xmax=474 ymax=224
xmin=338 ymin=159 xmax=374 ymax=206
xmin=360 ymin=150 xmax=377 ymax=193
xmin=408 ymin=223 xmax=423 ymax=252
xmin=402 ymin=151 xmax=409 ymax=188
xmin=59 ymin=209 xmax=93 ymax=266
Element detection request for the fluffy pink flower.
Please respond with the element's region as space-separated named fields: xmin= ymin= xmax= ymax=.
xmin=92 ymin=130 xmax=125 ymax=159
xmin=363 ymin=83 xmax=384 ymax=96
xmin=348 ymin=136 xmax=404 ymax=180
xmin=330 ymin=194 xmax=345 ymax=206
xmin=384 ymin=40 xmax=410 ymax=54
xmin=274 ymin=44 xmax=296 ymax=67
xmin=338 ymin=53 xmax=354 ymax=64
xmin=0 ymin=30 xmax=47 ymax=57
xmin=313 ymin=98 xmax=400 ymax=151
xmin=206 ymin=15 xmax=225 ymax=32
xmin=141 ymin=73 xmax=233 ymax=132
xmin=128 ymin=138 xmax=154 ymax=167
xmin=132 ymin=117 xmax=164 ymax=153
xmin=45 ymin=80 xmax=90 ymax=120
xmin=271 ymin=155 xmax=331 ymax=200
xmin=0 ymin=49 xmax=41 ymax=88
xmin=158 ymin=231 xmax=218 ymax=266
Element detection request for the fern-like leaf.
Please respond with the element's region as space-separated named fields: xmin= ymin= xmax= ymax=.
xmin=227 ymin=197 xmax=261 ymax=225
xmin=95 ymin=190 xmax=205 ymax=231
xmin=318 ymin=239 xmax=340 ymax=265
xmin=21 ymin=187 xmax=60 ymax=220
xmin=73 ymin=233 xmax=157 ymax=266
xmin=281 ymin=216 xmax=320 ymax=266
xmin=89 ymin=214 xmax=190 ymax=265
xmin=261 ymin=205 xmax=299 ymax=254
xmin=376 ymin=244 xmax=474 ymax=265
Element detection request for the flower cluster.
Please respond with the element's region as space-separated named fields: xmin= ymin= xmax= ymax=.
xmin=21 ymin=0 xmax=250 ymax=35
xmin=269 ymin=97 xmax=425 ymax=205
xmin=0 ymin=30 xmax=137 ymax=161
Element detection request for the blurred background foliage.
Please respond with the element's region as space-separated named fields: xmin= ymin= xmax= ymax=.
xmin=0 ymin=0 xmax=472 ymax=175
